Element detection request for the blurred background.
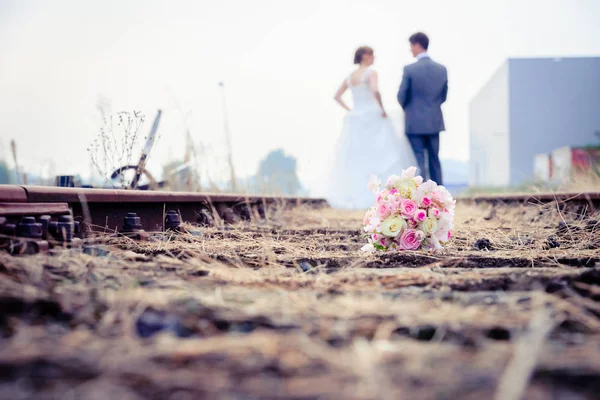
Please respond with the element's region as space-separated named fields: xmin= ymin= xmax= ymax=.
xmin=1 ymin=0 xmax=599 ymax=195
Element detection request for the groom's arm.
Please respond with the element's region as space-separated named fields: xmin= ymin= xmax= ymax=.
xmin=441 ymin=79 xmax=448 ymax=104
xmin=397 ymin=67 xmax=411 ymax=109
xmin=440 ymin=66 xmax=448 ymax=104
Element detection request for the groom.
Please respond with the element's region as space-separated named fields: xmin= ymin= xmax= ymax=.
xmin=397 ymin=32 xmax=448 ymax=185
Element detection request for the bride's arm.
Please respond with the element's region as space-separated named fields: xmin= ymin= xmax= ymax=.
xmin=368 ymin=71 xmax=387 ymax=118
xmin=334 ymin=80 xmax=351 ymax=111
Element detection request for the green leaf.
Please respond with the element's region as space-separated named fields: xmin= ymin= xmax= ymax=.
xmin=373 ymin=243 xmax=387 ymax=251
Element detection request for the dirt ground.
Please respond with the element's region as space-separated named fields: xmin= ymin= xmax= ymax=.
xmin=0 ymin=200 xmax=599 ymax=399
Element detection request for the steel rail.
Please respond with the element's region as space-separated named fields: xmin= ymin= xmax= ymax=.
xmin=0 ymin=203 xmax=71 ymax=216
xmin=463 ymin=192 xmax=600 ymax=202
xmin=457 ymin=191 xmax=599 ymax=215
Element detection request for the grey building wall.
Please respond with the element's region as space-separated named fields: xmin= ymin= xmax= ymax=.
xmin=469 ymin=62 xmax=510 ymax=186
xmin=508 ymin=57 xmax=600 ymax=184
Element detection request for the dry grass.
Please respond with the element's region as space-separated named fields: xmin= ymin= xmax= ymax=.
xmin=0 ymin=201 xmax=599 ymax=399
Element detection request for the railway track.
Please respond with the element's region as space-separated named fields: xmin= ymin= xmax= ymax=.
xmin=0 ymin=185 xmax=327 ymax=253
xmin=0 ymin=185 xmax=598 ymax=253
xmin=460 ymin=191 xmax=600 ymax=210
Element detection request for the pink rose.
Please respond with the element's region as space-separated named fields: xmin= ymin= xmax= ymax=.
xmin=376 ymin=202 xmax=392 ymax=219
xmin=400 ymin=199 xmax=417 ymax=218
xmin=415 ymin=209 xmax=427 ymax=222
xmin=399 ymin=229 xmax=422 ymax=250
xmin=388 ymin=196 xmax=402 ymax=210
xmin=422 ymin=197 xmax=432 ymax=207
xmin=429 ymin=208 xmax=441 ymax=219
xmin=389 ymin=188 xmax=398 ymax=195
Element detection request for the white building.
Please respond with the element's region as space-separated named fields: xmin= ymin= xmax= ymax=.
xmin=469 ymin=57 xmax=600 ymax=187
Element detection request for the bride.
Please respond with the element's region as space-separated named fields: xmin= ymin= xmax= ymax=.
xmin=326 ymin=46 xmax=416 ymax=209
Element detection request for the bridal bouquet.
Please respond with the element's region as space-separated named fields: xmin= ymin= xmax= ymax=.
xmin=361 ymin=167 xmax=455 ymax=253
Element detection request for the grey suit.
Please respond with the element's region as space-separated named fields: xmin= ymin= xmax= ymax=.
xmin=397 ymin=56 xmax=448 ymax=184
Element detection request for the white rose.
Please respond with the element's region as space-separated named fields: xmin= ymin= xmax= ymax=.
xmin=361 ymin=243 xmax=376 ymax=253
xmin=420 ymin=217 xmax=438 ymax=234
xmin=401 ymin=166 xmax=417 ymax=179
xmin=385 ymin=175 xmax=400 ymax=190
xmin=434 ymin=212 xmax=454 ymax=243
xmin=381 ymin=216 xmax=407 ymax=238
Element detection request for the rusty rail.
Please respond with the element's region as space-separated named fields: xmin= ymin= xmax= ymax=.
xmin=0 ymin=202 xmax=71 ymax=216
xmin=457 ymin=191 xmax=600 ymax=213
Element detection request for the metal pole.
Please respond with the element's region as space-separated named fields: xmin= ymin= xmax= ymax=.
xmin=10 ymin=140 xmax=21 ymax=184
xmin=219 ymin=82 xmax=237 ymax=192
xmin=131 ymin=109 xmax=162 ymax=190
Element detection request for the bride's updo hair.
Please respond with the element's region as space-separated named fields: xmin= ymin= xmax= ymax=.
xmin=354 ymin=46 xmax=373 ymax=64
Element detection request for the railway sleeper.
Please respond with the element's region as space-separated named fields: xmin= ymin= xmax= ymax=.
xmin=1 ymin=215 xmax=84 ymax=255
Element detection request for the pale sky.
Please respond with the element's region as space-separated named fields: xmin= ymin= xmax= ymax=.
xmin=1 ymin=0 xmax=599 ymax=191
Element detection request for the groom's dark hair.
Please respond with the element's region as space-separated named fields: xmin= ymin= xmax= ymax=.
xmin=409 ymin=32 xmax=429 ymax=50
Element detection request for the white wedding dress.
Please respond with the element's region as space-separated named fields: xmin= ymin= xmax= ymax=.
xmin=326 ymin=69 xmax=416 ymax=209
